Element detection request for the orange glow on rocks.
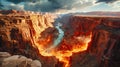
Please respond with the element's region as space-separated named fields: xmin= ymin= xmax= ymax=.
xmin=33 ymin=31 xmax=92 ymax=67
xmin=23 ymin=11 xmax=93 ymax=67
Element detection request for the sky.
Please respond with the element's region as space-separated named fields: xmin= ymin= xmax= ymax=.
xmin=0 ymin=0 xmax=120 ymax=13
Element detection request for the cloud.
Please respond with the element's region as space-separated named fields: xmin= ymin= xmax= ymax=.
xmin=97 ymin=0 xmax=119 ymax=3
xmin=24 ymin=0 xmax=97 ymax=12
xmin=0 ymin=0 xmax=119 ymax=13
xmin=0 ymin=0 xmax=3 ymax=8
xmin=6 ymin=0 xmax=24 ymax=4
xmin=109 ymin=1 xmax=120 ymax=8
xmin=96 ymin=0 xmax=120 ymax=10
xmin=0 ymin=0 xmax=24 ymax=10
xmin=0 ymin=0 xmax=97 ymax=13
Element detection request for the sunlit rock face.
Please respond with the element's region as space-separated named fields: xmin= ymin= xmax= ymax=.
xmin=0 ymin=10 xmax=120 ymax=67
xmin=0 ymin=10 xmax=56 ymax=59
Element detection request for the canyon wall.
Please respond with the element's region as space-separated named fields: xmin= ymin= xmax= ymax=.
xmin=0 ymin=10 xmax=57 ymax=67
xmin=0 ymin=10 xmax=120 ymax=67
xmin=68 ymin=16 xmax=120 ymax=67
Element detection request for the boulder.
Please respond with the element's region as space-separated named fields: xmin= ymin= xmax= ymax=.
xmin=0 ymin=52 xmax=42 ymax=67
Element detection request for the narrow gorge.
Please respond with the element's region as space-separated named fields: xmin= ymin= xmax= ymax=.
xmin=0 ymin=10 xmax=120 ymax=67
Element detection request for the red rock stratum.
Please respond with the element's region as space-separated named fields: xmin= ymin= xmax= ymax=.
xmin=0 ymin=10 xmax=120 ymax=67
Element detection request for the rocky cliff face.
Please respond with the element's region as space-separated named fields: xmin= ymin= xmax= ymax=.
xmin=89 ymin=17 xmax=120 ymax=67
xmin=0 ymin=10 xmax=120 ymax=67
xmin=68 ymin=16 xmax=120 ymax=67
xmin=0 ymin=10 xmax=57 ymax=67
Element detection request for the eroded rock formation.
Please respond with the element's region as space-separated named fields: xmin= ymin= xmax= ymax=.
xmin=69 ymin=16 xmax=120 ymax=67
xmin=0 ymin=10 xmax=120 ymax=67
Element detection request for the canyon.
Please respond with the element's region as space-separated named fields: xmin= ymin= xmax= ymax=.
xmin=0 ymin=10 xmax=120 ymax=67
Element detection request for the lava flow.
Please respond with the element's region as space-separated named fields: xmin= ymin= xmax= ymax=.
xmin=34 ymin=32 xmax=92 ymax=67
xmin=29 ymin=14 xmax=92 ymax=67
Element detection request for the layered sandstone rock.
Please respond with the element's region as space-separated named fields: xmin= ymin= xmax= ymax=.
xmin=0 ymin=10 xmax=120 ymax=67
xmin=0 ymin=10 xmax=57 ymax=67
xmin=68 ymin=16 xmax=120 ymax=67
xmin=89 ymin=19 xmax=120 ymax=67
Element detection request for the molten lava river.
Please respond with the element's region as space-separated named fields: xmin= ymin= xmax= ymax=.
xmin=31 ymin=17 xmax=92 ymax=67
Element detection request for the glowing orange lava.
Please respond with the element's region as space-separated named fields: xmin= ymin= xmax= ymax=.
xmin=33 ymin=32 xmax=92 ymax=67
